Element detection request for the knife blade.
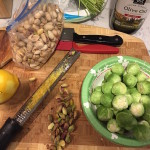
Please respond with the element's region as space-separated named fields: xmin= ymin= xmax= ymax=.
xmin=0 ymin=49 xmax=80 ymax=150
xmin=56 ymin=28 xmax=123 ymax=54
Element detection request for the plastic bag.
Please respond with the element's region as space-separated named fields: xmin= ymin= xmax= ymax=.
xmin=8 ymin=0 xmax=64 ymax=70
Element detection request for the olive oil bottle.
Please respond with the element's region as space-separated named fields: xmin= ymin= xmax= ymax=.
xmin=110 ymin=0 xmax=150 ymax=34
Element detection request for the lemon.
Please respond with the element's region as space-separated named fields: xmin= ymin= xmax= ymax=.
xmin=0 ymin=69 xmax=19 ymax=104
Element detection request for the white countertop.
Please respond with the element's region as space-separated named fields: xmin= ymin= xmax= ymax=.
xmin=82 ymin=0 xmax=150 ymax=55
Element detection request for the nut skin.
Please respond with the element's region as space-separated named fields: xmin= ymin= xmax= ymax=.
xmin=47 ymin=84 xmax=80 ymax=149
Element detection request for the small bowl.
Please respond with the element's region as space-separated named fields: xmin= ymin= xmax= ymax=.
xmin=81 ymin=56 xmax=150 ymax=147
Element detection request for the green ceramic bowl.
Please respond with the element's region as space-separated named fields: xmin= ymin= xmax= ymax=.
xmin=81 ymin=56 xmax=150 ymax=147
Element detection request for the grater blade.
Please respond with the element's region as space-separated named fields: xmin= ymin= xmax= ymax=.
xmin=14 ymin=49 xmax=80 ymax=126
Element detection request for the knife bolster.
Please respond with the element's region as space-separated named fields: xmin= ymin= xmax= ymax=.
xmin=0 ymin=118 xmax=22 ymax=150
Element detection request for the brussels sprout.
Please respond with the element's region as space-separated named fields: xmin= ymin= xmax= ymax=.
xmin=90 ymin=91 xmax=102 ymax=105
xmin=101 ymin=82 xmax=113 ymax=94
xmin=117 ymin=128 xmax=125 ymax=135
xmin=139 ymin=120 xmax=149 ymax=127
xmin=129 ymin=103 xmax=144 ymax=117
xmin=112 ymin=95 xmax=128 ymax=111
xmin=136 ymin=71 xmax=147 ymax=82
xmin=111 ymin=63 xmax=124 ymax=76
xmin=133 ymin=124 xmax=150 ymax=141
xmin=123 ymin=70 xmax=127 ymax=76
xmin=126 ymin=63 xmax=140 ymax=76
xmin=141 ymin=95 xmax=150 ymax=106
xmin=94 ymin=86 xmax=102 ymax=92
xmin=143 ymin=103 xmax=150 ymax=124
xmin=100 ymin=94 xmax=113 ymax=108
xmin=101 ymin=79 xmax=107 ymax=85
xmin=97 ymin=105 xmax=114 ymax=121
xmin=137 ymin=81 xmax=150 ymax=94
xmin=116 ymin=110 xmax=137 ymax=130
xmin=104 ymin=70 xmax=112 ymax=80
xmin=125 ymin=94 xmax=133 ymax=106
xmin=123 ymin=74 xmax=137 ymax=88
xmin=107 ymin=73 xmax=121 ymax=84
xmin=113 ymin=109 xmax=119 ymax=116
xmin=147 ymin=78 xmax=150 ymax=82
xmin=112 ymin=82 xmax=127 ymax=95
xmin=131 ymin=92 xmax=141 ymax=103
xmin=127 ymin=87 xmax=138 ymax=94
xmin=107 ymin=119 xmax=120 ymax=133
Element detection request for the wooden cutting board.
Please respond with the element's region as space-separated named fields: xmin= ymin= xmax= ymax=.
xmin=0 ymin=23 xmax=150 ymax=150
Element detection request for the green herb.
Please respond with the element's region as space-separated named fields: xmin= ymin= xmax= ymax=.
xmin=79 ymin=0 xmax=105 ymax=16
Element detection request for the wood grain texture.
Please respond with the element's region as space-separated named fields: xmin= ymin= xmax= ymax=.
xmin=0 ymin=23 xmax=150 ymax=150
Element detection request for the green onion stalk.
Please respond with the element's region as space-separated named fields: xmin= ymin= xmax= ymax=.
xmin=78 ymin=0 xmax=105 ymax=16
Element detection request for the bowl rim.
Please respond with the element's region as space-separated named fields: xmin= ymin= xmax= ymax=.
xmin=81 ymin=56 xmax=150 ymax=147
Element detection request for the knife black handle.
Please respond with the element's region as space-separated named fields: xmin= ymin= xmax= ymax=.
xmin=73 ymin=33 xmax=123 ymax=46
xmin=0 ymin=118 xmax=22 ymax=150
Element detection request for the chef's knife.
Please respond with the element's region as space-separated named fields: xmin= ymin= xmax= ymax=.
xmin=0 ymin=49 xmax=80 ymax=150
xmin=56 ymin=28 xmax=123 ymax=54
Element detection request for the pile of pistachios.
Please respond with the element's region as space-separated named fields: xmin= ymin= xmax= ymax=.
xmin=9 ymin=3 xmax=63 ymax=70
xmin=47 ymin=82 xmax=79 ymax=150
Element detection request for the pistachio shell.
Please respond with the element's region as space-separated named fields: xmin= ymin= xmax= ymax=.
xmin=43 ymin=4 xmax=47 ymax=11
xmin=27 ymin=42 xmax=33 ymax=51
xmin=51 ymin=42 xmax=55 ymax=49
xmin=24 ymin=23 xmax=31 ymax=29
xmin=23 ymin=38 xmax=28 ymax=43
xmin=47 ymin=5 xmax=52 ymax=13
xmin=32 ymin=65 xmax=41 ymax=70
xmin=28 ymin=34 xmax=40 ymax=42
xmin=56 ymin=145 xmax=62 ymax=150
xmin=48 ymin=114 xmax=53 ymax=123
xmin=48 ymin=31 xmax=54 ymax=40
xmin=59 ymin=113 xmax=65 ymax=119
xmin=34 ymin=11 xmax=43 ymax=19
xmin=44 ymin=22 xmax=54 ymax=31
xmin=34 ymin=41 xmax=44 ymax=49
xmin=45 ymin=12 xmax=51 ymax=21
xmin=41 ymin=33 xmax=47 ymax=43
xmin=38 ymin=57 xmax=45 ymax=63
xmin=26 ymin=53 xmax=33 ymax=59
xmin=48 ymin=122 xmax=54 ymax=130
xmin=28 ymin=17 xmax=34 ymax=24
xmin=37 ymin=28 xmax=44 ymax=35
xmin=17 ymin=26 xmax=24 ymax=33
xmin=30 ymin=63 xmax=39 ymax=68
xmin=65 ymin=133 xmax=71 ymax=143
xmin=34 ymin=19 xmax=41 ymax=25
xmin=41 ymin=17 xmax=47 ymax=24
xmin=62 ymin=107 xmax=67 ymax=115
xmin=57 ymin=105 xmax=62 ymax=113
xmin=40 ymin=51 xmax=50 ymax=57
xmin=57 ymin=13 xmax=63 ymax=22
xmin=59 ymin=140 xmax=65 ymax=147
xmin=51 ymin=11 xmax=57 ymax=18
xmin=15 ymin=54 xmax=22 ymax=63
xmin=18 ymin=41 xmax=25 ymax=47
xmin=68 ymin=125 xmax=75 ymax=132
xmin=34 ymin=50 xmax=41 ymax=55
xmin=33 ymin=54 xmax=40 ymax=60
xmin=40 ymin=44 xmax=48 ymax=51
xmin=23 ymin=56 xmax=27 ymax=61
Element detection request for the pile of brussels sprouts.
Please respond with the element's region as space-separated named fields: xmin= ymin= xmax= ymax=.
xmin=90 ymin=62 xmax=150 ymax=141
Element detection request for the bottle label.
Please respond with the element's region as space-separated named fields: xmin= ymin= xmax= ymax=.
xmin=113 ymin=0 xmax=150 ymax=31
